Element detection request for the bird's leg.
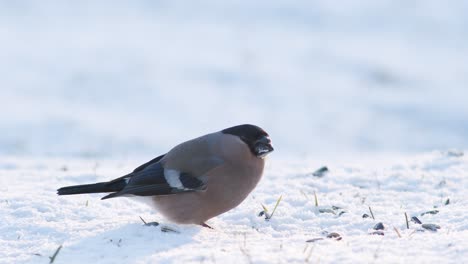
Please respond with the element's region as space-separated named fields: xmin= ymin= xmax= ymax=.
xmin=201 ymin=223 xmax=214 ymax=229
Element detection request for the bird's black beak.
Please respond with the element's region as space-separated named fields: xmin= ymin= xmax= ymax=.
xmin=254 ymin=136 xmax=274 ymax=158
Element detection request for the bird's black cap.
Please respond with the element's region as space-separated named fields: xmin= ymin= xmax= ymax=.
xmin=222 ymin=124 xmax=273 ymax=157
xmin=222 ymin=124 xmax=269 ymax=140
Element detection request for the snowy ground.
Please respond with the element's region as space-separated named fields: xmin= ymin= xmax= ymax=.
xmin=1 ymin=151 xmax=467 ymax=264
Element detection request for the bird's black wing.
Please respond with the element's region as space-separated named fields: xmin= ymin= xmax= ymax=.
xmin=101 ymin=161 xmax=206 ymax=200
xmin=103 ymin=154 xmax=167 ymax=185
xmin=132 ymin=154 xmax=166 ymax=173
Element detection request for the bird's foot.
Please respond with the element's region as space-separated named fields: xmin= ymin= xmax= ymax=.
xmin=201 ymin=223 xmax=214 ymax=229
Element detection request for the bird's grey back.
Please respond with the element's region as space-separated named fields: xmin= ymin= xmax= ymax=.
xmin=160 ymin=132 xmax=225 ymax=177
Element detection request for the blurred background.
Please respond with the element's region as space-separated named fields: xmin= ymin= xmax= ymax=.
xmin=1 ymin=0 xmax=467 ymax=158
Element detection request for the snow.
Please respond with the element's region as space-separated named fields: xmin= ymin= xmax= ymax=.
xmin=1 ymin=0 xmax=468 ymax=263
xmin=1 ymin=152 xmax=467 ymax=263
xmin=1 ymin=1 xmax=468 ymax=157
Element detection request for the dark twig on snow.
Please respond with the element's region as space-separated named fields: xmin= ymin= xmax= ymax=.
xmin=404 ymin=212 xmax=409 ymax=229
xmin=49 ymin=245 xmax=62 ymax=264
xmin=368 ymin=206 xmax=375 ymax=220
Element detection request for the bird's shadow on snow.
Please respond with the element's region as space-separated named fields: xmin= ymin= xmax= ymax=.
xmin=56 ymin=223 xmax=200 ymax=263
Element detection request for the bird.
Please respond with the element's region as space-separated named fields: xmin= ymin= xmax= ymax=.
xmin=57 ymin=124 xmax=274 ymax=228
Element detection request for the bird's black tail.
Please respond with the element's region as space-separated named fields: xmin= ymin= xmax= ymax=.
xmin=57 ymin=179 xmax=126 ymax=196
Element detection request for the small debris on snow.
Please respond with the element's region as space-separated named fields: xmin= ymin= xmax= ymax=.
xmin=145 ymin=222 xmax=160 ymax=227
xmin=437 ymin=180 xmax=447 ymax=188
xmin=306 ymin=238 xmax=324 ymax=243
xmin=326 ymin=232 xmax=342 ymax=240
xmin=411 ymin=216 xmax=422 ymax=224
xmin=139 ymin=216 xmax=159 ymax=226
xmin=421 ymin=210 xmax=439 ymax=216
xmin=109 ymin=239 xmax=123 ymax=247
xmin=405 ymin=212 xmax=410 ymax=229
xmin=258 ymin=203 xmax=271 ymax=219
xmin=373 ymin=222 xmax=385 ymax=230
xmin=49 ymin=245 xmax=62 ymax=264
xmin=422 ymin=224 xmax=441 ymax=231
xmin=317 ymin=206 xmax=346 ymax=217
xmin=445 ymin=150 xmax=464 ymax=157
xmin=259 ymin=195 xmax=283 ymax=221
xmin=369 ymin=231 xmax=384 ymax=236
xmin=362 ymin=213 xmax=370 ymax=218
xmin=393 ymin=227 xmax=402 ymax=238
xmin=445 ymin=198 xmax=450 ymax=205
xmin=161 ymin=226 xmax=180 ymax=233
xmin=368 ymin=206 xmax=376 ymax=220
xmin=318 ymin=208 xmax=335 ymax=214
xmin=311 ymin=166 xmax=329 ymax=177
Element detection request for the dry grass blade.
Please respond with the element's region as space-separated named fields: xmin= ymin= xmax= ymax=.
xmin=393 ymin=226 xmax=402 ymax=238
xmin=268 ymin=195 xmax=283 ymax=220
